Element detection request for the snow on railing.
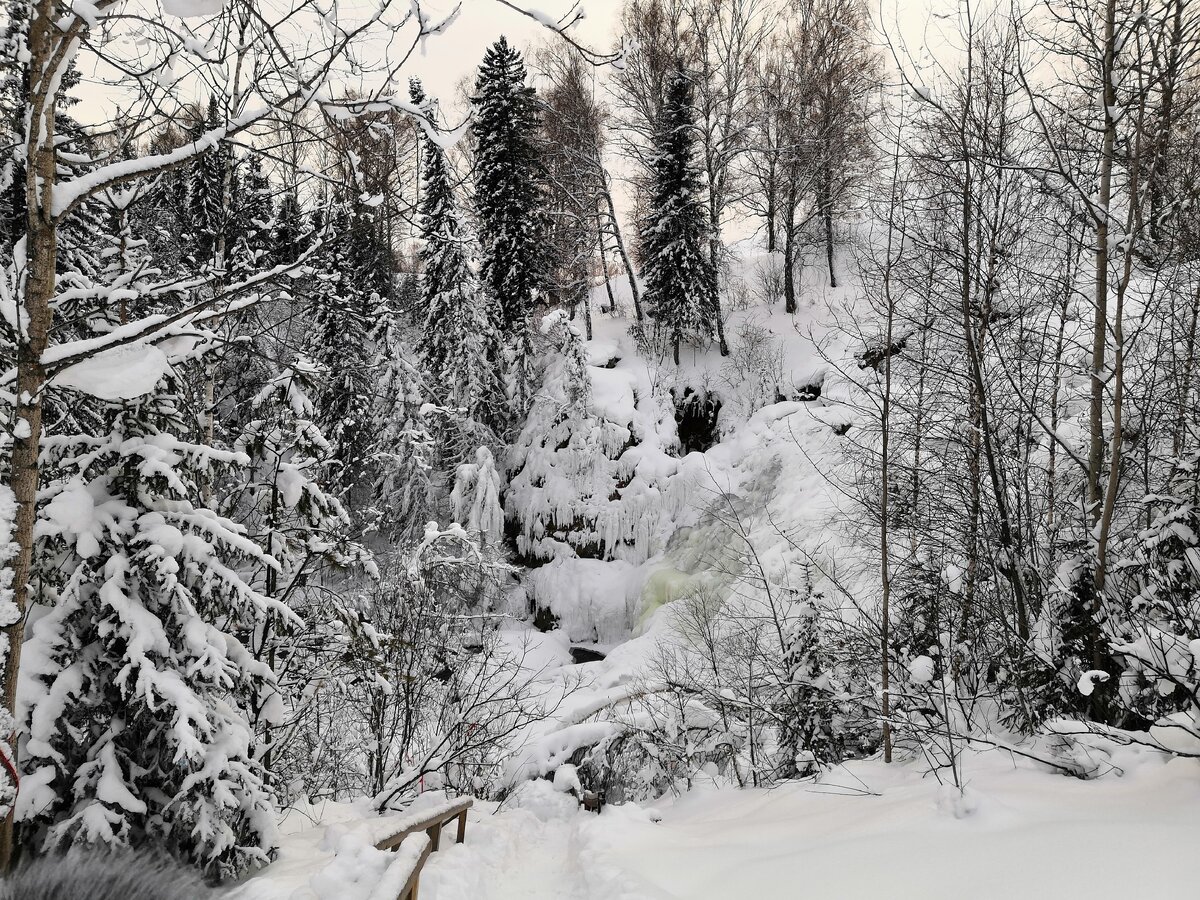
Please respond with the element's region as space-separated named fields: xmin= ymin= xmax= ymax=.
xmin=370 ymin=796 xmax=474 ymax=900
xmin=372 ymin=796 xmax=473 ymax=851
xmin=366 ymin=833 xmax=431 ymax=900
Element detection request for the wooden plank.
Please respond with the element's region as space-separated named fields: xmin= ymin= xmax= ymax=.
xmin=371 ymin=797 xmax=473 ymax=899
xmin=367 ymin=834 xmax=432 ymax=900
xmin=373 ymin=797 xmax=474 ymax=853
xmin=400 ymin=855 xmax=424 ymax=900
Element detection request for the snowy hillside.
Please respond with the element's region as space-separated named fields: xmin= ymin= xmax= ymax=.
xmin=478 ymin=749 xmax=1199 ymax=900
xmin=5 ymin=0 xmax=1200 ymax=894
xmin=243 ymin=747 xmax=1200 ymax=899
xmin=247 ymin=237 xmax=1199 ymax=895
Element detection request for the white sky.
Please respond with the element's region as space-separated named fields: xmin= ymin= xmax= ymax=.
xmin=68 ymin=0 xmax=953 ymax=124
xmin=405 ymin=0 xmax=949 ymax=103
xmin=405 ymin=0 xmax=625 ymax=101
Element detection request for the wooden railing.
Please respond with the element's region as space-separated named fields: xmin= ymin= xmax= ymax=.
xmin=368 ymin=797 xmax=474 ymax=900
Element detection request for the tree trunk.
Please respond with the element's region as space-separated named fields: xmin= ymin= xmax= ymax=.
xmin=765 ymin=172 xmax=777 ymax=252
xmin=1088 ymin=0 xmax=1118 ymax=631
xmin=601 ymin=181 xmax=642 ymax=321
xmin=713 ymin=292 xmax=729 ymax=357
xmin=820 ymin=163 xmax=837 ymax=288
xmin=953 ymin=38 xmax=1030 ymax=642
xmin=824 ymin=205 xmax=836 ymax=289
xmin=880 ymin=238 xmax=895 ymax=767
xmin=709 ymin=233 xmax=729 ymax=357
xmin=1173 ymin=281 xmax=1200 ymax=457
xmin=1147 ymin=0 xmax=1185 ymax=243
xmin=963 ymin=376 xmax=982 ymax=637
xmin=783 ymin=187 xmax=798 ymax=315
xmin=1047 ymin=290 xmax=1069 ymax=536
xmin=597 ymin=215 xmax=618 ymax=317
xmin=0 ymin=0 xmax=59 ymax=869
xmin=879 ymin=106 xmax=906 ymax=765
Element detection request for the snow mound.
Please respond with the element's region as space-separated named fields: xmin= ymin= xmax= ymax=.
xmin=51 ymin=344 xmax=172 ymax=400
xmin=508 ymin=778 xmax=580 ymax=821
xmin=908 ymin=655 xmax=936 ymax=685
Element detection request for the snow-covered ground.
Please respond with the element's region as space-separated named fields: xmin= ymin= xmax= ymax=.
xmin=246 ymin=747 xmax=1200 ymax=899
xmin=572 ymin=750 xmax=1200 ymax=899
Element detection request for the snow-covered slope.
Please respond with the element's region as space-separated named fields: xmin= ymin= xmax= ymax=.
xmin=496 ymin=244 xmax=876 ymax=783
xmin=244 ymin=748 xmax=1200 ymax=899
xmin=410 ymin=748 xmax=1200 ymax=900
xmin=245 ymin=240 xmax=1198 ymax=900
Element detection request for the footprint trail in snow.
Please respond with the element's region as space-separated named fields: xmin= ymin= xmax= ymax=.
xmin=488 ymin=818 xmax=589 ymax=900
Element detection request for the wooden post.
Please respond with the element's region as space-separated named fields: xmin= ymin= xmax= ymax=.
xmin=456 ymin=810 xmax=467 ymax=843
xmin=408 ymin=873 xmax=419 ymax=900
xmin=426 ymin=824 xmax=440 ymax=852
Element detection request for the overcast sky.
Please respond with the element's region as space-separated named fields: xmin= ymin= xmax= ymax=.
xmin=404 ymin=0 xmax=943 ymax=103
xmin=70 ymin=0 xmax=949 ymax=131
xmin=404 ymin=0 xmax=625 ymax=101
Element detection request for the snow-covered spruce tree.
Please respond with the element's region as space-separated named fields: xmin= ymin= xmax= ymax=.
xmin=1009 ymin=551 xmax=1120 ymax=729
xmin=92 ymin=179 xmax=153 ymax=338
xmin=53 ymin=74 xmax=108 ymax=286
xmin=411 ymin=78 xmax=457 ymax=384
xmin=229 ymin=154 xmax=275 ymax=277
xmin=452 ymin=447 xmax=505 ymax=549
xmin=889 ymin=555 xmax=945 ymax=674
xmin=639 ymin=69 xmax=719 ymax=365
xmin=0 ymin=0 xmax=103 ymax=279
xmin=300 ymin=193 xmax=401 ymax=524
xmin=302 ymin=203 xmax=380 ymax=507
xmin=209 ymin=154 xmax=280 ymax=446
xmin=223 ymin=360 xmax=364 ymax=784
xmin=472 ymin=38 xmax=549 ymax=417
xmin=1107 ymin=453 xmax=1200 ymax=740
xmin=272 ymin=189 xmax=304 ymax=266
xmin=131 ymin=122 xmax=192 ymax=278
xmin=187 ymin=97 xmax=230 ymax=268
xmin=20 ymin=375 xmax=285 ymax=878
xmin=506 ymin=312 xmax=643 ymax=562
xmin=345 ymin=203 xmax=394 ymax=315
xmin=0 ymin=0 xmax=29 ymax=260
xmin=777 ymin=594 xmax=852 ymax=777
xmin=370 ymin=322 xmax=436 ymax=544
xmin=412 ymin=79 xmax=506 ymax=434
xmin=395 ymin=265 xmax=421 ymax=326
